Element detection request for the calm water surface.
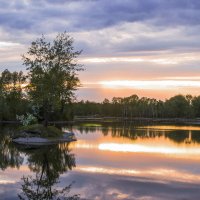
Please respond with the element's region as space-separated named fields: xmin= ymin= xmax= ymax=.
xmin=1 ymin=123 xmax=200 ymax=199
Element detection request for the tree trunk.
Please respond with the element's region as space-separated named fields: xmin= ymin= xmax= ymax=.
xmin=43 ymin=103 xmax=49 ymax=127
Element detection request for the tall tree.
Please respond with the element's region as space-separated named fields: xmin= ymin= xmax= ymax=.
xmin=23 ymin=32 xmax=83 ymax=126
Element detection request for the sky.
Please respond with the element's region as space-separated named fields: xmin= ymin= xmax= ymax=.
xmin=0 ymin=0 xmax=200 ymax=101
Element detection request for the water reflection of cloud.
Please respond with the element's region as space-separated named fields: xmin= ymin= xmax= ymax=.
xmin=0 ymin=180 xmax=16 ymax=184
xmin=61 ymin=171 xmax=200 ymax=200
xmin=0 ymin=166 xmax=33 ymax=185
xmin=0 ymin=182 xmax=21 ymax=200
xmin=75 ymin=166 xmax=200 ymax=183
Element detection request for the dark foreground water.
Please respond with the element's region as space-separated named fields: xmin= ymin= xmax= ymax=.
xmin=1 ymin=123 xmax=200 ymax=200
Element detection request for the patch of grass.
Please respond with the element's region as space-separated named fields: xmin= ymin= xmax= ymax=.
xmin=81 ymin=123 xmax=102 ymax=127
xmin=18 ymin=124 xmax=63 ymax=138
xmin=46 ymin=126 xmax=63 ymax=137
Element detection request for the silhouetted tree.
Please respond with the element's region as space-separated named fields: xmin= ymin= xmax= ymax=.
xmin=164 ymin=95 xmax=190 ymax=118
xmin=23 ymin=32 xmax=83 ymax=126
xmin=0 ymin=69 xmax=27 ymax=120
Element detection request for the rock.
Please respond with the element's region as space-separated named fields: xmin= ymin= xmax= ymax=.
xmin=63 ymin=132 xmax=75 ymax=138
xmin=12 ymin=133 xmax=76 ymax=146
xmin=13 ymin=137 xmax=50 ymax=145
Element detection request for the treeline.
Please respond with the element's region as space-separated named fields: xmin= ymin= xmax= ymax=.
xmin=73 ymin=94 xmax=200 ymax=119
xmin=0 ymin=69 xmax=73 ymax=121
xmin=1 ymin=70 xmax=200 ymax=121
xmin=0 ymin=69 xmax=28 ymax=120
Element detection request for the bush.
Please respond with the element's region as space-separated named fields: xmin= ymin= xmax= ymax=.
xmin=19 ymin=124 xmax=63 ymax=138
xmin=16 ymin=113 xmax=37 ymax=126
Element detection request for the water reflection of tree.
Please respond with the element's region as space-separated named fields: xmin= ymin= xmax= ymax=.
xmin=76 ymin=123 xmax=164 ymax=140
xmin=0 ymin=126 xmax=23 ymax=170
xmin=165 ymin=131 xmax=189 ymax=143
xmin=17 ymin=143 xmax=79 ymax=200
xmin=0 ymin=126 xmax=79 ymax=199
xmin=75 ymin=123 xmax=200 ymax=144
xmin=77 ymin=125 xmax=102 ymax=134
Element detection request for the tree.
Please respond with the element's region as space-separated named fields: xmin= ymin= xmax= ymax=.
xmin=0 ymin=69 xmax=27 ymax=120
xmin=164 ymin=95 xmax=190 ymax=118
xmin=23 ymin=32 xmax=83 ymax=126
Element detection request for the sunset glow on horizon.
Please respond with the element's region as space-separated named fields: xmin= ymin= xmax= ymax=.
xmin=99 ymin=80 xmax=200 ymax=90
xmin=76 ymin=79 xmax=200 ymax=101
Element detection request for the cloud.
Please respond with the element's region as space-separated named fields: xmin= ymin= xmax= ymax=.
xmin=61 ymin=171 xmax=200 ymax=200
xmin=0 ymin=0 xmax=200 ymax=54
xmin=1 ymin=0 xmax=200 ymax=33
xmin=0 ymin=0 xmax=200 ymax=100
xmin=71 ymin=22 xmax=200 ymax=59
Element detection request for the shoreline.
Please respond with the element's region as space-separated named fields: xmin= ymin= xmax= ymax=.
xmin=1 ymin=118 xmax=200 ymax=125
xmin=73 ymin=117 xmax=200 ymax=125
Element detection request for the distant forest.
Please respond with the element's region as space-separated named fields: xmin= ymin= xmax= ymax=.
xmin=1 ymin=70 xmax=200 ymax=121
xmin=73 ymin=94 xmax=200 ymax=119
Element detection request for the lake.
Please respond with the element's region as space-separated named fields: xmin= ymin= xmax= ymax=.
xmin=1 ymin=123 xmax=200 ymax=200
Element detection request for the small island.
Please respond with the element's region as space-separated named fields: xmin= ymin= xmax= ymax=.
xmin=12 ymin=124 xmax=76 ymax=146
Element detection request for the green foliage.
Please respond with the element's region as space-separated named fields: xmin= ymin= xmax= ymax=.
xmin=23 ymin=32 xmax=83 ymax=125
xmin=164 ymin=95 xmax=192 ymax=118
xmin=192 ymin=96 xmax=200 ymax=117
xmin=46 ymin=126 xmax=64 ymax=137
xmin=0 ymin=69 xmax=28 ymax=120
xmin=73 ymin=94 xmax=200 ymax=119
xmin=16 ymin=113 xmax=38 ymax=126
xmin=19 ymin=124 xmax=63 ymax=138
xmin=0 ymin=32 xmax=83 ymax=128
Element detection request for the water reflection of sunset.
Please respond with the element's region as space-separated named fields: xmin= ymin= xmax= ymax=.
xmin=71 ymin=139 xmax=200 ymax=160
xmin=1 ymin=124 xmax=200 ymax=199
xmin=70 ymin=125 xmax=200 ymax=158
xmin=98 ymin=143 xmax=200 ymax=155
xmin=69 ymin=125 xmax=200 ymax=186
xmin=142 ymin=125 xmax=200 ymax=131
